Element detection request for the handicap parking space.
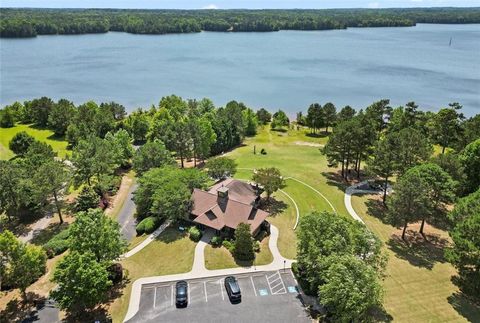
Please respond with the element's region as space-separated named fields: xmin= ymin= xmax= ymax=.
xmin=128 ymin=269 xmax=310 ymax=323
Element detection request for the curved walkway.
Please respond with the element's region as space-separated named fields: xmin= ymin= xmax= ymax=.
xmin=121 ymin=221 xmax=171 ymax=258
xmin=344 ymin=181 xmax=385 ymax=224
xmin=123 ymin=224 xmax=294 ymax=322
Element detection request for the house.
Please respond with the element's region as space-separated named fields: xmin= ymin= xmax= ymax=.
xmin=190 ymin=178 xmax=270 ymax=236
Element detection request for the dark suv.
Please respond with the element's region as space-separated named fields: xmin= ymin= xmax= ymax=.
xmin=224 ymin=276 xmax=241 ymax=303
xmin=175 ymin=280 xmax=188 ymax=307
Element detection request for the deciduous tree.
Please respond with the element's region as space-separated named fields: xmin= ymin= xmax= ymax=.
xmin=252 ymin=167 xmax=285 ymax=200
xmin=206 ymin=157 xmax=237 ymax=180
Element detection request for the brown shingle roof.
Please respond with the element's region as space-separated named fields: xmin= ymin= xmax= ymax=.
xmin=208 ymin=179 xmax=258 ymax=205
xmin=191 ymin=180 xmax=269 ymax=233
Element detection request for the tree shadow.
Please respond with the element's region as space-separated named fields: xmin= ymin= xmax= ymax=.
xmin=0 ymin=217 xmax=31 ymax=237
xmin=447 ymin=292 xmax=480 ymax=322
xmin=321 ymin=171 xmax=348 ymax=192
xmin=305 ymin=132 xmax=328 ymax=138
xmin=0 ymin=292 xmax=45 ymax=323
xmin=30 ymin=222 xmax=69 ymax=246
xmin=46 ymin=133 xmax=66 ymax=143
xmin=63 ymin=307 xmax=111 ymax=323
xmin=365 ymin=198 xmax=390 ymax=224
xmin=270 ymin=128 xmax=288 ymax=133
xmin=386 ymin=231 xmax=449 ymax=270
xmin=259 ymin=198 xmax=287 ymax=217
xmin=155 ymin=227 xmax=188 ymax=244
xmin=369 ymin=305 xmax=394 ymax=322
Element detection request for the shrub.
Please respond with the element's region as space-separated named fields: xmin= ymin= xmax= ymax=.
xmin=260 ymin=148 xmax=267 ymax=155
xmin=253 ymin=240 xmax=261 ymax=253
xmin=74 ymin=186 xmax=99 ymax=212
xmin=136 ymin=216 xmax=160 ymax=235
xmin=211 ymin=235 xmax=223 ymax=247
xmin=107 ymin=263 xmax=123 ymax=284
xmin=188 ymin=226 xmax=202 ymax=242
xmin=43 ymin=228 xmax=70 ymax=258
xmin=222 ymin=240 xmax=235 ymax=254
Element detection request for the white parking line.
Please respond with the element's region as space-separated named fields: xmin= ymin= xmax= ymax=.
xmin=204 ymin=281 xmax=208 ymax=302
xmin=220 ymin=281 xmax=225 ymax=300
xmin=270 ymin=282 xmax=283 ymax=291
xmin=153 ymin=287 xmax=157 ymax=308
xmin=171 ymin=285 xmax=174 ymax=306
xmin=187 ymin=282 xmax=190 ymax=304
xmin=276 ymin=270 xmax=287 ymax=294
xmin=266 ymin=274 xmax=274 ymax=295
xmin=250 ymin=276 xmax=258 ymax=296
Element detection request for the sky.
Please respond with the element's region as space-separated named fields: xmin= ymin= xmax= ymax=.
xmin=1 ymin=0 xmax=480 ymax=9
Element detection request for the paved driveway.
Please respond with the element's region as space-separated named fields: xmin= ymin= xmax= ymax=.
xmin=117 ymin=184 xmax=138 ymax=241
xmin=126 ymin=270 xmax=310 ymax=323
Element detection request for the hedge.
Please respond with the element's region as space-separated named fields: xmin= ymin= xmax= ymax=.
xmin=136 ymin=216 xmax=160 ymax=235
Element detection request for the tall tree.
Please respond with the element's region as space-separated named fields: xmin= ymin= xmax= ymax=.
xmin=271 ymin=110 xmax=289 ymax=129
xmin=51 ymin=251 xmax=112 ymax=312
xmin=105 ymin=129 xmax=134 ymax=168
xmin=367 ymin=133 xmax=398 ymax=204
xmin=68 ymin=208 xmax=126 ymax=263
xmin=322 ymin=102 xmax=336 ymax=133
xmin=395 ymin=127 xmax=433 ymax=175
xmin=252 ymin=167 xmax=286 ymax=200
xmin=445 ymin=189 xmax=480 ymax=302
xmin=48 ymin=99 xmax=75 ymax=136
xmin=429 ymin=106 xmax=462 ymax=154
xmin=9 ymin=131 xmax=35 ymax=156
xmin=34 ymin=159 xmax=70 ymax=224
xmin=387 ymin=170 xmax=431 ymax=240
xmin=318 ymin=254 xmax=383 ymax=322
xmin=336 ymin=105 xmax=356 ymax=122
xmin=132 ymin=140 xmax=175 ymax=175
xmin=30 ymin=96 xmax=54 ymax=127
xmin=459 ymin=139 xmax=480 ymax=194
xmin=233 ymin=223 xmax=255 ymax=261
xmin=306 ymin=103 xmax=323 ymax=134
xmin=242 ymin=108 xmax=258 ymax=136
xmin=206 ymin=157 xmax=237 ymax=180
xmin=256 ymin=108 xmax=272 ymax=125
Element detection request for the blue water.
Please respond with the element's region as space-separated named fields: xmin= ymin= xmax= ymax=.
xmin=1 ymin=24 xmax=479 ymax=116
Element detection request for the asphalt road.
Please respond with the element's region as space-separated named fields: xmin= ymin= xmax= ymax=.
xmin=22 ymin=299 xmax=60 ymax=323
xmin=117 ymin=183 xmax=138 ymax=242
xmin=127 ymin=270 xmax=310 ymax=323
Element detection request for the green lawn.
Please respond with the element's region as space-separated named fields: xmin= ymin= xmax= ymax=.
xmin=0 ymin=124 xmax=69 ymax=160
xmin=109 ymin=228 xmax=196 ymax=323
xmin=204 ymin=236 xmax=273 ymax=270
xmin=351 ymin=194 xmax=480 ymax=322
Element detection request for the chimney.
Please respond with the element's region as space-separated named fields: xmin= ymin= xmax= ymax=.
xmin=217 ymin=186 xmax=229 ymax=199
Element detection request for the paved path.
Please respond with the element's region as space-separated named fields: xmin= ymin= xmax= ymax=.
xmin=121 ymin=221 xmax=171 ymax=258
xmin=191 ymin=228 xmax=215 ymax=274
xmin=18 ymin=215 xmax=54 ymax=243
xmin=117 ymin=183 xmax=138 ymax=242
xmin=344 ymin=181 xmax=384 ymax=224
xmin=123 ymin=224 xmax=294 ymax=322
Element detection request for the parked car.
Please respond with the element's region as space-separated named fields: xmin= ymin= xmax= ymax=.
xmin=224 ymin=276 xmax=241 ymax=303
xmin=175 ymin=280 xmax=188 ymax=307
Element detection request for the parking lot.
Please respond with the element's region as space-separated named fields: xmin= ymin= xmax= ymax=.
xmin=127 ymin=269 xmax=310 ymax=323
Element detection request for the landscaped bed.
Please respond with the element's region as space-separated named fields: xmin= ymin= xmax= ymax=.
xmin=204 ymin=236 xmax=273 ymax=270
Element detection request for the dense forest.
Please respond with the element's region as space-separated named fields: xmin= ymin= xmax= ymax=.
xmin=1 ymin=7 xmax=479 ymax=37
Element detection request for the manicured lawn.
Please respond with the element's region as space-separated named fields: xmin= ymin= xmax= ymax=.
xmin=109 ymin=227 xmax=196 ymax=323
xmin=0 ymin=124 xmax=69 ymax=160
xmin=351 ymin=194 xmax=480 ymax=322
xmin=204 ymin=236 xmax=273 ymax=270
xmin=228 ymin=126 xmax=347 ymax=216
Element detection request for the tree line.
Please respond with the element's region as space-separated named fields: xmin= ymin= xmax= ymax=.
xmin=1 ymin=7 xmax=480 ymax=37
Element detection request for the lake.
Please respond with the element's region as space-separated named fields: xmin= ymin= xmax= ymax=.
xmin=1 ymin=24 xmax=479 ymax=116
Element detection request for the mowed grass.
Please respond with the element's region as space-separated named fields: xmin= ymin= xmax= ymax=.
xmin=268 ymin=191 xmax=297 ymax=259
xmin=228 ymin=126 xmax=347 ymax=216
xmin=109 ymin=228 xmax=196 ymax=323
xmin=0 ymin=124 xmax=69 ymax=160
xmin=351 ymin=194 xmax=480 ymax=322
xmin=204 ymin=236 xmax=273 ymax=270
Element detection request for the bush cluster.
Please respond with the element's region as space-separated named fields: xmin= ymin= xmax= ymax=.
xmin=188 ymin=226 xmax=202 ymax=242
xmin=210 ymin=235 xmax=223 ymax=247
xmin=43 ymin=228 xmax=70 ymax=258
xmin=222 ymin=240 xmax=235 ymax=253
xmin=136 ymin=216 xmax=160 ymax=235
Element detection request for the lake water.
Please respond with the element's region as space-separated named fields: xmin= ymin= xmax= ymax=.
xmin=1 ymin=24 xmax=479 ymax=116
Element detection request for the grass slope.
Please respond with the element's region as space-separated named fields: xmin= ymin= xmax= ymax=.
xmin=0 ymin=124 xmax=69 ymax=160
